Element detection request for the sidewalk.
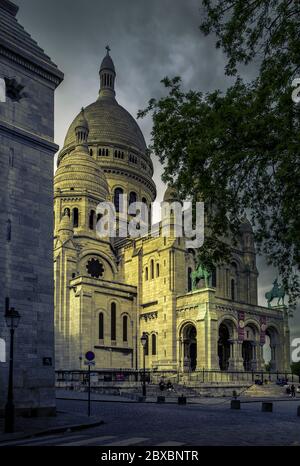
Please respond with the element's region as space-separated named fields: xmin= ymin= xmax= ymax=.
xmin=0 ymin=409 xmax=103 ymax=444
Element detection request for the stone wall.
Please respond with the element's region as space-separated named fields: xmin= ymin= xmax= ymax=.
xmin=0 ymin=0 xmax=63 ymax=416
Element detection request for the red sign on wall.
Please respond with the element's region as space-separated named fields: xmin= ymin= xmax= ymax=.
xmin=238 ymin=311 xmax=245 ymax=342
xmin=260 ymin=316 xmax=267 ymax=345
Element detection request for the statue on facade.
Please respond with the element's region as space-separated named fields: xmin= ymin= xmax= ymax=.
xmin=191 ymin=264 xmax=211 ymax=290
xmin=265 ymin=279 xmax=285 ymax=307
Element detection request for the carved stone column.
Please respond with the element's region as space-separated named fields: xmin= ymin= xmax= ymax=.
xmin=251 ymin=342 xmax=258 ymax=371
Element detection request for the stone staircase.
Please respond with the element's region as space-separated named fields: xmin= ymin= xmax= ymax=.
xmin=121 ymin=383 xmax=199 ymax=400
xmin=242 ymin=383 xmax=286 ymax=398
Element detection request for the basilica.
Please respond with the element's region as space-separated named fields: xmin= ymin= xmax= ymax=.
xmin=54 ymin=49 xmax=290 ymax=374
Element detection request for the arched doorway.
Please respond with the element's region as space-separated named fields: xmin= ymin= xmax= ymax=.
xmin=218 ymin=324 xmax=231 ymax=370
xmin=242 ymin=324 xmax=258 ymax=371
xmin=218 ymin=319 xmax=236 ymax=371
xmin=242 ymin=341 xmax=253 ymax=371
xmin=264 ymin=326 xmax=280 ymax=371
xmin=181 ymin=324 xmax=197 ymax=371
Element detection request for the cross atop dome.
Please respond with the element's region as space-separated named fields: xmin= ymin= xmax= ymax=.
xmin=105 ymin=45 xmax=111 ymax=54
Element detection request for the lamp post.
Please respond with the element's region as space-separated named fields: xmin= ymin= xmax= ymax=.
xmin=140 ymin=332 xmax=148 ymax=397
xmin=4 ymin=307 xmax=21 ymax=434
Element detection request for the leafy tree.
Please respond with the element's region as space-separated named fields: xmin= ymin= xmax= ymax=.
xmin=139 ymin=0 xmax=300 ymax=307
xmin=290 ymin=361 xmax=300 ymax=378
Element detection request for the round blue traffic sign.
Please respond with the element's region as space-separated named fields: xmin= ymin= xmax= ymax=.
xmin=85 ymin=351 xmax=95 ymax=361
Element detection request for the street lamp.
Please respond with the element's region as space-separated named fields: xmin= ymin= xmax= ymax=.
xmin=4 ymin=307 xmax=21 ymax=434
xmin=140 ymin=332 xmax=148 ymax=397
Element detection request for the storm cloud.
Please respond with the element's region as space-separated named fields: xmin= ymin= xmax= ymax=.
xmin=15 ymin=0 xmax=299 ymax=339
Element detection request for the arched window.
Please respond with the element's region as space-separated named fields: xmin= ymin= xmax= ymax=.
xmin=9 ymin=148 xmax=14 ymax=167
xmin=114 ymin=188 xmax=123 ymax=213
xmin=89 ymin=210 xmax=95 ymax=230
xmin=106 ymin=149 xmax=109 ymax=156
xmin=90 ymin=149 xmax=93 ymax=156
xmin=99 ymin=313 xmax=104 ymax=340
xmin=156 ymin=263 xmax=160 ymax=277
xmin=0 ymin=338 xmax=5 ymax=363
xmin=123 ymin=315 xmax=128 ymax=342
xmin=129 ymin=192 xmax=137 ymax=217
xmin=211 ymin=266 xmax=217 ymax=288
xmin=152 ymin=334 xmax=157 ymax=355
xmin=64 ymin=208 xmax=70 ymax=217
xmin=144 ymin=334 xmax=149 ymax=356
xmin=96 ymin=213 xmax=102 ymax=228
xmin=231 ymin=279 xmax=235 ymax=301
xmin=0 ymin=77 xmax=6 ymax=102
xmin=73 ymin=208 xmax=79 ymax=228
xmin=6 ymin=219 xmax=11 ymax=242
xmin=187 ymin=267 xmax=192 ymax=292
xmin=111 ymin=302 xmax=116 ymax=340
xmin=145 ymin=267 xmax=148 ymax=281
xmin=129 ymin=191 xmax=137 ymax=205
xmin=150 ymin=260 xmax=154 ymax=279
xmin=230 ymin=262 xmax=238 ymax=300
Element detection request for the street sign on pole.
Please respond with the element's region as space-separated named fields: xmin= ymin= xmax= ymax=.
xmin=85 ymin=351 xmax=95 ymax=417
xmin=85 ymin=351 xmax=95 ymax=362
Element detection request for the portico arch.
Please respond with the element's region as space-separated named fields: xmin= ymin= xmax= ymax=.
xmin=180 ymin=322 xmax=197 ymax=372
xmin=242 ymin=322 xmax=259 ymax=371
xmin=264 ymin=326 xmax=280 ymax=371
xmin=218 ymin=319 xmax=236 ymax=371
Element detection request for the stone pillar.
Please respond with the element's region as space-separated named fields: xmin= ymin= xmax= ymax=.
xmin=227 ymin=339 xmax=244 ymax=371
xmin=270 ymin=345 xmax=277 ymax=371
xmin=256 ymin=343 xmax=265 ymax=370
xmin=251 ymin=342 xmax=258 ymax=371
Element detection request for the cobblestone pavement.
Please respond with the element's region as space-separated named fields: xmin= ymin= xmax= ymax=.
xmin=1 ymin=397 xmax=299 ymax=446
xmin=48 ymin=398 xmax=300 ymax=446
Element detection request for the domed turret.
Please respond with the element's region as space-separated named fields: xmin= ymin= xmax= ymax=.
xmin=75 ymin=107 xmax=89 ymax=145
xmin=163 ymin=185 xmax=179 ymax=204
xmin=58 ymin=209 xmax=73 ymax=242
xmin=54 ymin=109 xmax=109 ymax=200
xmin=99 ymin=45 xmax=116 ymax=99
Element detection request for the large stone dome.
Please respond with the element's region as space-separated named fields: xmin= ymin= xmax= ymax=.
xmin=62 ymin=97 xmax=147 ymax=155
xmin=57 ymin=48 xmax=156 ymax=203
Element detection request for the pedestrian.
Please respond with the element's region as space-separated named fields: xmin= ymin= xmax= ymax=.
xmin=291 ymin=384 xmax=296 ymax=398
xmin=159 ymin=380 xmax=165 ymax=392
xmin=166 ymin=380 xmax=174 ymax=392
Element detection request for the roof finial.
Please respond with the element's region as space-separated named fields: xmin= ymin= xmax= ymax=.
xmin=105 ymin=45 xmax=111 ymax=55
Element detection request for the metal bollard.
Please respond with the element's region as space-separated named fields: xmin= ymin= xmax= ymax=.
xmin=231 ymin=399 xmax=241 ymax=409
xmin=178 ymin=395 xmax=187 ymax=405
xmin=157 ymin=396 xmax=165 ymax=403
xmin=262 ymin=402 xmax=273 ymax=412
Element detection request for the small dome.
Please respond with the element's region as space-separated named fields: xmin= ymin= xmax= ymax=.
xmin=76 ymin=107 xmax=89 ymax=130
xmin=59 ymin=210 xmax=72 ymax=231
xmin=163 ymin=185 xmax=179 ymax=203
xmin=100 ymin=50 xmax=115 ymax=73
xmin=240 ymin=215 xmax=253 ymax=233
xmin=55 ymin=145 xmax=109 ymax=200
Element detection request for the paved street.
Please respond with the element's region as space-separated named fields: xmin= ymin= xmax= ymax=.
xmin=1 ymin=398 xmax=299 ymax=446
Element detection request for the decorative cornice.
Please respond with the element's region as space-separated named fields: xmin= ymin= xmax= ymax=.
xmin=141 ymin=300 xmax=158 ymax=308
xmin=0 ymin=0 xmax=18 ymax=16
xmin=0 ymin=44 xmax=63 ymax=88
xmin=0 ymin=119 xmax=59 ymax=153
xmin=140 ymin=311 xmax=158 ymax=321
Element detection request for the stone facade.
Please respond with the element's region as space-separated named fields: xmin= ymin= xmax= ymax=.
xmin=0 ymin=0 xmax=63 ymax=415
xmin=54 ymin=50 xmax=290 ymax=375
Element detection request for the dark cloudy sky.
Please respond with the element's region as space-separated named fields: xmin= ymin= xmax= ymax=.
xmin=15 ymin=0 xmax=299 ymax=339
